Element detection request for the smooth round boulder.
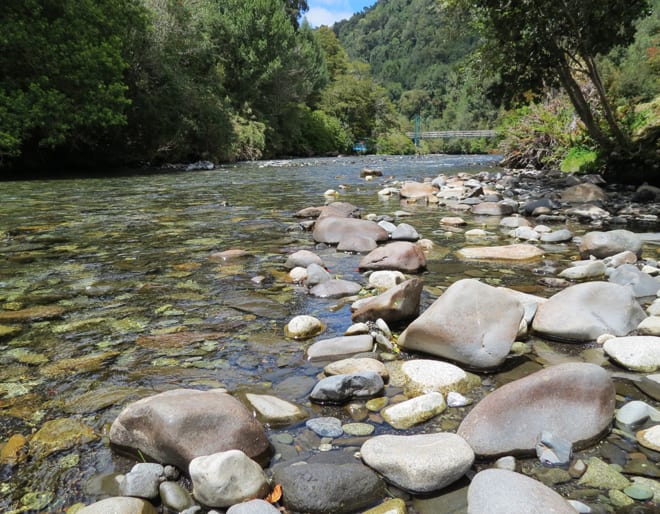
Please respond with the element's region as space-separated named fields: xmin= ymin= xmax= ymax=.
xmin=467 ymin=469 xmax=577 ymax=514
xmin=579 ymin=229 xmax=642 ymax=259
xmin=361 ymin=433 xmax=474 ymax=493
xmin=313 ymin=217 xmax=388 ymax=245
xmin=306 ymin=334 xmax=374 ymax=360
xmin=531 ymin=281 xmax=646 ymax=342
xmin=284 ymin=315 xmax=325 ymax=340
xmin=359 ymin=242 xmax=427 ymax=273
xmin=109 ymin=389 xmax=270 ymax=471
xmin=189 ymin=450 xmax=269 ymax=508
xmin=397 ymin=279 xmax=524 ymax=369
xmin=400 ymin=181 xmax=436 ymax=199
xmin=309 ymin=279 xmax=362 ymax=298
xmin=609 ymin=264 xmax=660 ymax=298
xmin=337 ymin=233 xmax=378 ymax=253
xmin=561 ymin=183 xmax=607 ymax=203
xmin=284 ymin=250 xmax=323 ymax=269
xmin=400 ymin=359 xmax=479 ymax=397
xmin=324 ymin=357 xmax=389 ymax=380
xmin=368 ymin=270 xmax=406 ymax=290
xmin=457 ymin=363 xmax=615 ymax=457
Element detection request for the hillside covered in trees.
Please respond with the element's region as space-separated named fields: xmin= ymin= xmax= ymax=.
xmin=0 ymin=0 xmax=657 ymax=182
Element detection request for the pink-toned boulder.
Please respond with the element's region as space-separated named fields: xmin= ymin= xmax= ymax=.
xmin=456 ymin=244 xmax=544 ymax=261
xmin=359 ymin=242 xmax=426 ymax=273
xmin=351 ymin=278 xmax=423 ymax=324
xmin=313 ymin=217 xmax=389 ymax=245
xmin=399 ymin=181 xmax=436 ymax=199
xmin=457 ymin=363 xmax=615 ymax=457
xmin=109 ymin=389 xmax=271 ymax=471
xmin=397 ymin=279 xmax=523 ymax=369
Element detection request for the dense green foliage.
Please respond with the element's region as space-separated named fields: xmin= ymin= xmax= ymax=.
xmin=0 ymin=0 xmax=396 ymax=171
xmin=335 ymin=0 xmax=500 ymax=132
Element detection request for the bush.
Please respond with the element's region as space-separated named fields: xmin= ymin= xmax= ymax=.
xmin=560 ymin=146 xmax=600 ymax=173
xmin=227 ymin=114 xmax=266 ymax=161
xmin=376 ymin=131 xmax=417 ymax=155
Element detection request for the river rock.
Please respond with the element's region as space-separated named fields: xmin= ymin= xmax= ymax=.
xmin=313 ymin=217 xmax=388 ymax=245
xmin=397 ymin=279 xmax=524 ymax=369
xmin=391 ymin=223 xmax=420 ymax=241
xmin=605 ymin=250 xmax=638 ymax=267
xmin=400 ymin=181 xmax=436 ymax=199
xmin=109 ymin=389 xmax=270 ymax=471
xmin=467 ymin=469 xmax=577 ymax=514
xmin=578 ymin=457 xmax=631 ymax=489
xmin=284 ymin=315 xmax=325 ymax=340
xmin=76 ymin=497 xmax=158 ymax=514
xmin=306 ymin=416 xmax=343 ymax=437
xmin=456 ymin=243 xmax=544 ymax=261
xmin=0 ymin=304 xmax=66 ymax=322
xmin=399 ymin=359 xmax=479 ymax=397
xmin=540 ymin=228 xmax=573 ymax=243
xmin=337 ymin=233 xmax=379 ymax=253
xmin=119 ymin=463 xmax=163 ymax=499
xmin=510 ymin=226 xmax=539 ymax=241
xmin=285 ymin=250 xmax=323 ymax=269
xmin=471 ymin=201 xmax=514 ymax=216
xmin=305 ymin=263 xmax=332 ymax=286
xmin=603 ymin=336 xmax=660 ymax=372
xmin=562 ymin=183 xmax=607 ymax=203
xmin=361 ymin=433 xmax=474 ymax=493
xmin=309 ymin=279 xmax=362 ymax=298
xmin=310 ymin=372 xmax=384 ymax=404
xmin=359 ymin=242 xmax=427 ymax=273
xmin=28 ymin=417 xmax=99 ymax=459
xmin=579 ymin=229 xmax=643 ymax=259
xmin=381 ymin=392 xmax=446 ymax=429
xmin=458 ymin=363 xmax=614 ymax=457
xmin=351 ymin=278 xmax=422 ymax=324
xmin=616 ymin=400 xmax=660 ymax=428
xmin=609 ymin=264 xmax=660 ymax=297
xmin=306 ymin=334 xmax=374 ymax=360
xmin=159 ymin=481 xmax=195 ymax=512
xmin=531 ymin=281 xmax=646 ymax=342
xmin=637 ymin=425 xmax=660 ymax=452
xmin=638 ymin=316 xmax=660 ymax=336
xmin=189 ymin=450 xmax=269 ymax=508
xmin=244 ymin=393 xmax=308 ymax=426
xmin=368 ymin=270 xmax=406 ymax=290
xmin=318 ymin=201 xmax=361 ymax=219
xmin=558 ymin=260 xmax=607 ymax=280
xmin=324 ymin=358 xmax=389 ymax=380
xmin=272 ymin=462 xmax=385 ymax=514
xmin=226 ymin=499 xmax=281 ymax=514
xmin=567 ymin=204 xmax=611 ymax=220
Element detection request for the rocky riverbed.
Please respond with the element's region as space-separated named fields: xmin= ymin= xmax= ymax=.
xmin=1 ymin=160 xmax=660 ymax=513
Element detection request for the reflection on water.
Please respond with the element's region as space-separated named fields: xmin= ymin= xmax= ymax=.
xmin=0 ymin=154 xmax=648 ymax=511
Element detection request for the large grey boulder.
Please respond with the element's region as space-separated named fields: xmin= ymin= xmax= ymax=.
xmin=609 ymin=264 xmax=660 ymax=297
xmin=397 ymin=279 xmax=524 ymax=369
xmin=273 ymin=462 xmax=385 ymax=514
xmin=351 ymin=278 xmax=423 ymax=324
xmin=579 ymin=229 xmax=642 ymax=258
xmin=189 ymin=450 xmax=269 ymax=508
xmin=457 ymin=363 xmax=615 ymax=457
xmin=531 ymin=281 xmax=646 ymax=342
xmin=359 ymin=242 xmax=427 ymax=273
xmin=313 ymin=217 xmax=388 ymax=245
xmin=109 ymin=389 xmax=271 ymax=471
xmin=361 ymin=433 xmax=474 ymax=493
xmin=467 ymin=469 xmax=577 ymax=514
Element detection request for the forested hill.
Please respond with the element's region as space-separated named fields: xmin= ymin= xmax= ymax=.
xmin=334 ymin=0 xmax=497 ymax=130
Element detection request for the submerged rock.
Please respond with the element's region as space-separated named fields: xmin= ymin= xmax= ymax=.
xmin=29 ymin=417 xmax=99 ymax=459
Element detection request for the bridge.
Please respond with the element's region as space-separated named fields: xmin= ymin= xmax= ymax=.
xmin=405 ymin=129 xmax=498 ymax=140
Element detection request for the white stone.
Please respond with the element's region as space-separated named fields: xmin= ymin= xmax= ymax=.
xmin=288 ymin=267 xmax=307 ymax=283
xmin=558 ymin=260 xmax=606 ymax=280
xmin=648 ymin=301 xmax=660 ymax=317
xmin=244 ymin=394 xmax=307 ymax=425
xmin=638 ymin=316 xmax=660 ymax=336
xmin=381 ymin=392 xmax=446 ymax=429
xmin=190 ymin=450 xmax=269 ymax=508
xmin=616 ymin=400 xmax=660 ymax=427
xmin=401 ymin=359 xmax=477 ymax=397
xmin=447 ymin=391 xmax=470 ymax=407
xmin=368 ymin=270 xmax=406 ymax=290
xmin=637 ymin=425 xmax=660 ymax=452
xmin=284 ymin=315 xmax=325 ymax=340
xmin=360 ymin=433 xmax=474 ymax=493
xmin=324 ymin=358 xmax=389 ymax=380
xmin=603 ymin=336 xmax=660 ymax=372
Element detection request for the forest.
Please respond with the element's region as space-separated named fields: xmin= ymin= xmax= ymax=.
xmin=0 ymin=0 xmax=657 ymax=182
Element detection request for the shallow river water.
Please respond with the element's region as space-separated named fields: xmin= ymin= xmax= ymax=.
xmin=0 ymin=154 xmax=658 ymax=513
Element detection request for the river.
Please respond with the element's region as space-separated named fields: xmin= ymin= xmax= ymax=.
xmin=0 ymin=154 xmax=655 ymax=512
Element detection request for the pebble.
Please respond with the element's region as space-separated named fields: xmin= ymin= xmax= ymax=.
xmin=381 ymin=392 xmax=446 ymax=429
xmin=342 ymin=423 xmax=374 ymax=436
xmin=636 ymin=425 xmax=660 ymax=452
xmin=624 ymin=484 xmax=654 ymax=501
xmin=305 ymin=417 xmax=343 ymax=438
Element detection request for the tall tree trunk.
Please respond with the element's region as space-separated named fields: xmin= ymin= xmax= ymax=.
xmin=556 ymin=61 xmax=614 ymax=150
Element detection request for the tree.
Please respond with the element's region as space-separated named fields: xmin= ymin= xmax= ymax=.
xmin=0 ymin=0 xmax=148 ymax=166
xmin=456 ymin=0 xmax=651 ymax=156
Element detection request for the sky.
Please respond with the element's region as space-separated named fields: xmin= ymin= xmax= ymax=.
xmin=305 ymin=1 xmax=376 ymax=27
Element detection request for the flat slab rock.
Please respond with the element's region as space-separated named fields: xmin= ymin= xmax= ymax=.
xmin=456 ymin=243 xmax=544 ymax=261
xmin=603 ymin=336 xmax=660 ymax=372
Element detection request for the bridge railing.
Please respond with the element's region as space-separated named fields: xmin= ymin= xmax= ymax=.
xmin=405 ymin=129 xmax=498 ymax=139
